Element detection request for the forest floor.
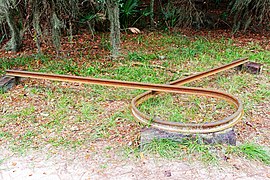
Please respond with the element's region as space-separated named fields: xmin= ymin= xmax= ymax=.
xmin=0 ymin=29 xmax=270 ymax=179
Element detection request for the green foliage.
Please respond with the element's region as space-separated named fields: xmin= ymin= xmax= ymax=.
xmin=79 ymin=3 xmax=107 ymax=33
xmin=230 ymin=0 xmax=270 ymax=32
xmin=138 ymin=93 xmax=233 ymax=124
xmin=0 ymin=56 xmax=34 ymax=74
xmin=2 ymin=0 xmax=270 ymax=52
xmin=160 ymin=3 xmax=180 ymax=28
xmin=143 ymin=139 xmax=270 ymax=165
xmin=0 ymin=0 xmax=107 ymax=52
xmin=120 ymin=0 xmax=140 ymax=28
xmin=160 ymin=1 xmax=206 ymax=29
xmin=128 ymin=52 xmax=157 ymax=62
xmin=228 ymin=143 xmax=270 ymax=165
xmin=239 ymin=144 xmax=270 ymax=164
xmin=143 ymin=138 xmax=218 ymax=163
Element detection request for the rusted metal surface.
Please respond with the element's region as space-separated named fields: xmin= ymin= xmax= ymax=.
xmin=6 ymin=58 xmax=249 ymax=133
xmin=131 ymin=58 xmax=248 ymax=133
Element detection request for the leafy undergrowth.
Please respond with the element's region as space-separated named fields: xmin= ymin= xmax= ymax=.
xmin=0 ymin=29 xmax=269 ymax=164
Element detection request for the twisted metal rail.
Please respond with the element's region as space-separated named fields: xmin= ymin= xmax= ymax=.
xmin=6 ymin=58 xmax=248 ymax=134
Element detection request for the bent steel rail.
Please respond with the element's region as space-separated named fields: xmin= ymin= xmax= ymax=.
xmin=6 ymin=58 xmax=248 ymax=133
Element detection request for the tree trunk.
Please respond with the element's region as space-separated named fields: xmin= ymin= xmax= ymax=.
xmin=150 ymin=0 xmax=155 ymax=28
xmin=33 ymin=0 xmax=42 ymax=53
xmin=5 ymin=8 xmax=21 ymax=52
xmin=106 ymin=0 xmax=121 ymax=59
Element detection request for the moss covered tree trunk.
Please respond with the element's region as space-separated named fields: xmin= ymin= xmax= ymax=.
xmin=5 ymin=7 xmax=21 ymax=52
xmin=50 ymin=0 xmax=62 ymax=56
xmin=150 ymin=0 xmax=155 ymax=28
xmin=106 ymin=0 xmax=120 ymax=59
xmin=32 ymin=0 xmax=42 ymax=53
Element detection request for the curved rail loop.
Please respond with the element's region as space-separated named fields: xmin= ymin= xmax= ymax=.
xmin=6 ymin=58 xmax=248 ymax=134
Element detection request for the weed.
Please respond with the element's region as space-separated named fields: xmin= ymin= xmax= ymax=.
xmin=19 ymin=105 xmax=35 ymax=116
xmin=0 ymin=158 xmax=5 ymax=165
xmin=143 ymin=138 xmax=218 ymax=163
xmin=120 ymin=0 xmax=139 ymax=28
xmin=143 ymin=138 xmax=182 ymax=158
xmin=0 ymin=131 xmax=11 ymax=138
xmin=111 ymin=65 xmax=167 ymax=83
xmin=0 ymin=56 xmax=34 ymax=73
xmin=252 ymin=84 xmax=270 ymax=102
xmin=122 ymin=146 xmax=141 ymax=158
xmin=100 ymin=33 xmax=110 ymax=50
xmin=143 ymin=139 xmax=270 ymax=165
xmin=227 ymin=143 xmax=270 ymax=165
xmin=0 ymin=87 xmax=4 ymax=94
xmin=128 ymin=52 xmax=157 ymax=62
xmin=139 ymin=94 xmax=234 ymax=124
xmin=83 ymin=65 xmax=101 ymax=76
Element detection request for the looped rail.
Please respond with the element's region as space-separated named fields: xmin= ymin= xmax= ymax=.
xmin=131 ymin=58 xmax=248 ymax=133
xmin=6 ymin=58 xmax=248 ymax=134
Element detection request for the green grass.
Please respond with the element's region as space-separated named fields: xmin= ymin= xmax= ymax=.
xmin=142 ymin=138 xmax=219 ymax=163
xmin=138 ymin=93 xmax=234 ymax=123
xmin=0 ymin=32 xmax=269 ymax=162
xmin=226 ymin=142 xmax=270 ymax=165
xmin=0 ymin=56 xmax=34 ymax=74
xmin=235 ymin=143 xmax=270 ymax=165
xmin=142 ymin=139 xmax=270 ymax=165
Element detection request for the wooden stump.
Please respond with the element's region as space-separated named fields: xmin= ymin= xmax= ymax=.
xmin=0 ymin=76 xmax=18 ymax=93
xmin=237 ymin=61 xmax=263 ymax=74
xmin=140 ymin=127 xmax=236 ymax=148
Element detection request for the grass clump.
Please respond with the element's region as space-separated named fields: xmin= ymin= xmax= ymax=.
xmin=142 ymin=138 xmax=218 ymax=163
xmin=231 ymin=143 xmax=270 ymax=165
xmin=138 ymin=93 xmax=234 ymax=124
xmin=143 ymin=139 xmax=270 ymax=165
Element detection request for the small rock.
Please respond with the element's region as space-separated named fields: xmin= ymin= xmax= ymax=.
xmin=164 ymin=170 xmax=171 ymax=177
xmin=71 ymin=126 xmax=79 ymax=131
xmin=158 ymin=55 xmax=166 ymax=60
xmin=40 ymin=112 xmax=49 ymax=117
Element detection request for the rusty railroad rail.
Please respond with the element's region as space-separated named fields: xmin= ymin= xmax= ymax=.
xmin=6 ymin=58 xmax=249 ymax=134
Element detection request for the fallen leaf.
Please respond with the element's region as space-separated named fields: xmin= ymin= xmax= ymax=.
xmin=40 ymin=112 xmax=49 ymax=117
xmin=128 ymin=27 xmax=141 ymax=34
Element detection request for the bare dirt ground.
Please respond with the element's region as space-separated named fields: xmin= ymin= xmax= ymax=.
xmin=1 ymin=142 xmax=270 ymax=180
